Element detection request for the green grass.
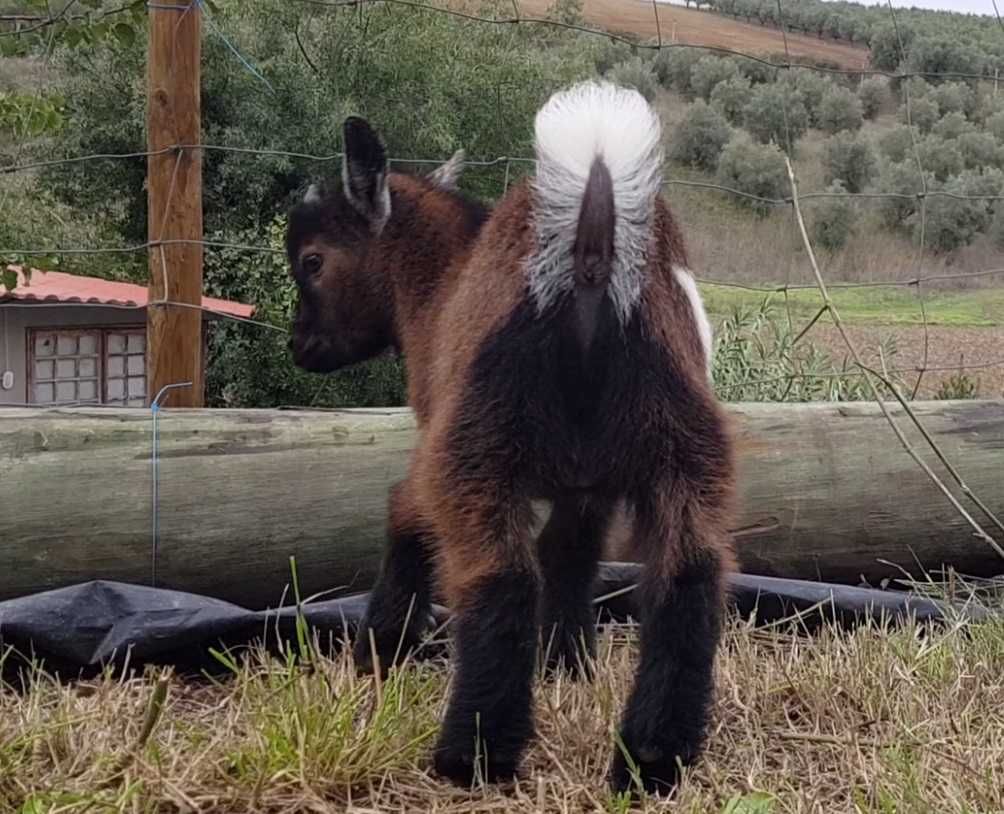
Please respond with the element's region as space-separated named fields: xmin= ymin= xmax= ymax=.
xmin=700 ymin=284 xmax=1004 ymax=328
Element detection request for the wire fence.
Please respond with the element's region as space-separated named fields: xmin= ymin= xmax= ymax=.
xmin=1 ymin=1 xmax=1003 ymax=556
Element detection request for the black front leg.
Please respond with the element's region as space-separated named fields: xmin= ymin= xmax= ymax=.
xmin=353 ymin=480 xmax=435 ymax=675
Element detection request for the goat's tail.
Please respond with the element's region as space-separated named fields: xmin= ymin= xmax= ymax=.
xmin=528 ymin=81 xmax=663 ymax=323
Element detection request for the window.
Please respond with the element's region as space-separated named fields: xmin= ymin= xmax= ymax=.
xmin=31 ymin=330 xmax=102 ymax=405
xmin=29 ymin=327 xmax=147 ymax=406
xmin=104 ymin=330 xmax=147 ymax=406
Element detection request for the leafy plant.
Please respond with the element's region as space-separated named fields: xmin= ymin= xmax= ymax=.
xmin=671 ymin=100 xmax=732 ymax=171
xmin=710 ymin=74 xmax=753 ymax=124
xmin=822 ymin=132 xmax=876 ymax=194
xmin=810 ymin=181 xmax=856 ymax=252
xmin=606 ymin=56 xmax=658 ymax=103
xmin=711 ymin=297 xmax=899 ymax=402
xmin=714 ymin=133 xmax=788 ymax=215
xmin=742 ymin=82 xmax=809 ymax=150
xmin=858 ymin=76 xmax=888 ymax=120
xmin=934 ymin=368 xmax=979 ymax=400
xmin=816 ymin=85 xmax=864 ymax=134
xmin=690 ymin=55 xmax=740 ymax=102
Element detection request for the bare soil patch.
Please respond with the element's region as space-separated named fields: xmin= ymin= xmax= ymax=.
xmin=813 ymin=324 xmax=1004 ymax=399
xmin=519 ymin=0 xmax=871 ymax=69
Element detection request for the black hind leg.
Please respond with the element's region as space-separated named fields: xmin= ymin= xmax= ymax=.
xmin=610 ymin=480 xmax=732 ymax=795
xmin=537 ymin=495 xmax=613 ymax=679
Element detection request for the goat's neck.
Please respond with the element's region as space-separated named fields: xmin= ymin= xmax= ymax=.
xmin=379 ymin=176 xmax=488 ymax=354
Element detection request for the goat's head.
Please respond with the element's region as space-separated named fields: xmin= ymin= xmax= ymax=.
xmin=285 ymin=117 xmax=395 ymax=373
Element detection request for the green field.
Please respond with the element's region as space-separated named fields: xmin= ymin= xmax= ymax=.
xmin=700 ymin=284 xmax=1004 ymax=328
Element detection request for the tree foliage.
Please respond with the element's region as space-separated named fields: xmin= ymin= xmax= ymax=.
xmin=715 ymin=133 xmax=788 ymax=215
xmin=40 ymin=2 xmax=595 ymax=252
xmin=710 ymin=74 xmax=752 ymax=125
xmin=810 ymin=181 xmax=855 ymax=252
xmin=822 ymin=132 xmax=876 ymax=194
xmin=816 ymin=85 xmax=863 ymax=135
xmin=690 ymin=55 xmax=740 ymax=102
xmin=858 ymin=77 xmax=887 ymax=120
xmin=742 ymin=83 xmax=808 ymax=150
xmin=671 ymin=100 xmax=731 ymax=170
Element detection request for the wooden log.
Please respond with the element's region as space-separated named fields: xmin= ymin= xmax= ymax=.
xmin=1 ymin=401 xmax=1002 ymax=608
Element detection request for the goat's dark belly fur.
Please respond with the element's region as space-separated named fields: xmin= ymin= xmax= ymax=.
xmin=447 ymin=288 xmax=699 ymax=501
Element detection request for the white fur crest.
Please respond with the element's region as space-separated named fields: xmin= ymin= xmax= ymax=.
xmin=526 ymin=81 xmax=663 ymax=323
xmin=303 ymin=183 xmax=322 ymax=204
xmin=673 ymin=266 xmax=714 ymax=379
xmin=428 ymin=149 xmax=466 ymax=190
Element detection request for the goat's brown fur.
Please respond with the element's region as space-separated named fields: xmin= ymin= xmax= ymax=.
xmin=285 ymin=95 xmax=736 ymax=794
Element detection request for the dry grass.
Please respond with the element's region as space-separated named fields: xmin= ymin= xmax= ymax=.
xmin=3 ymin=615 xmax=1003 ymax=813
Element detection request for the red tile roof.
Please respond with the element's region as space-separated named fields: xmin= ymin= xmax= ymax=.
xmin=1 ymin=266 xmax=254 ymax=319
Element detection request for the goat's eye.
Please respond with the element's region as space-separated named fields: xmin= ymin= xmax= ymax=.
xmin=302 ymin=254 xmax=323 ymax=275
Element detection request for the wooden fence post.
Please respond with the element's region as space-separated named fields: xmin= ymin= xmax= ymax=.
xmin=146 ymin=1 xmax=203 ymax=407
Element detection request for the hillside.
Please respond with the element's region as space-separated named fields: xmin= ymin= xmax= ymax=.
xmin=519 ymin=0 xmax=871 ymax=68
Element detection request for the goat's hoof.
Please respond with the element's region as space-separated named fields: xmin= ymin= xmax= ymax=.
xmin=609 ymin=743 xmax=685 ymax=796
xmin=433 ymin=743 xmax=521 ymax=786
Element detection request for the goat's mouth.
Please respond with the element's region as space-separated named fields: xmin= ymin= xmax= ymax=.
xmin=290 ymin=337 xmax=340 ymax=374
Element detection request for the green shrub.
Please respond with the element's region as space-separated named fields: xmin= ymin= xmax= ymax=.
xmin=710 ymin=74 xmax=752 ymax=124
xmin=911 ymin=172 xmax=997 ymax=253
xmin=817 ymin=85 xmax=863 ymax=134
xmin=858 ymin=76 xmax=888 ymax=119
xmin=715 ymin=133 xmax=788 ymax=215
xmin=586 ymin=35 xmax=636 ymax=75
xmin=986 ymin=111 xmax=1004 ymax=142
xmin=931 ymin=81 xmax=976 ymax=118
xmin=689 ymin=55 xmax=740 ymax=101
xmin=606 ymin=56 xmax=659 ymax=102
xmin=712 ymin=298 xmax=898 ymax=402
xmin=822 ymin=132 xmax=876 ymax=194
xmin=931 ymin=111 xmax=974 ymax=141
xmin=670 ymin=100 xmax=731 ymax=170
xmin=810 ymin=181 xmax=855 ymax=252
xmin=878 ymin=125 xmax=917 ymax=164
xmin=957 ymin=131 xmax=1001 ymax=170
xmin=899 ymin=96 xmax=940 ymax=134
xmin=654 ymin=47 xmax=703 ymax=93
xmin=875 ymin=160 xmax=929 ymax=229
xmin=736 ymin=57 xmax=777 ymax=86
xmin=990 ymin=205 xmax=1004 ymax=250
xmin=904 ymin=38 xmax=985 ymax=90
xmin=742 ymin=83 xmax=809 ymax=150
xmin=935 ymin=371 xmax=979 ymax=400
xmin=916 ymin=135 xmax=964 ymax=181
xmin=790 ymin=71 xmax=833 ymax=126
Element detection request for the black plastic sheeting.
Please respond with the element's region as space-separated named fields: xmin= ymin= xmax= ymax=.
xmin=0 ymin=565 xmax=992 ymax=679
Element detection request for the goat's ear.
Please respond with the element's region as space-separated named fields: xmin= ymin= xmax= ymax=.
xmin=428 ymin=149 xmax=465 ymax=190
xmin=342 ymin=116 xmax=390 ymax=230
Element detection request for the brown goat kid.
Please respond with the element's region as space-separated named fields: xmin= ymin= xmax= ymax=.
xmin=285 ymin=82 xmax=736 ymax=794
